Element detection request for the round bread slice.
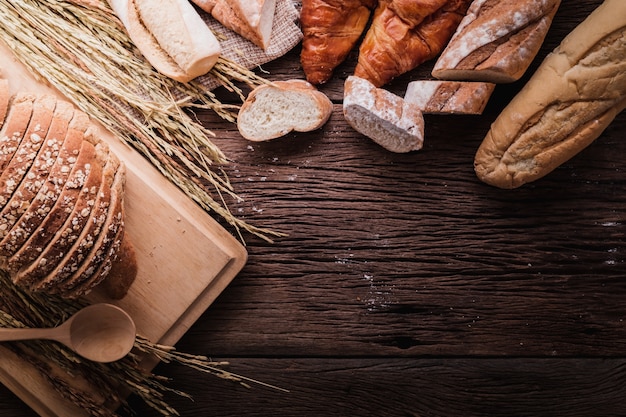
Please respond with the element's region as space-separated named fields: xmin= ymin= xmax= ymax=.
xmin=17 ymin=140 xmax=108 ymax=290
xmin=237 ymin=80 xmax=333 ymax=141
xmin=0 ymin=94 xmax=36 ymax=175
xmin=8 ymin=136 xmax=97 ymax=284
xmin=32 ymin=144 xmax=119 ymax=293
xmin=53 ymin=163 xmax=126 ymax=298
xmin=0 ymin=95 xmax=57 ymax=215
xmin=0 ymin=105 xmax=81 ymax=262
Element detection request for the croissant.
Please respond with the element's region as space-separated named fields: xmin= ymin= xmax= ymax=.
xmin=300 ymin=0 xmax=377 ymax=85
xmin=354 ymin=0 xmax=471 ymax=87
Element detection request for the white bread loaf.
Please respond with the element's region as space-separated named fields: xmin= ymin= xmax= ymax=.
xmin=474 ymin=0 xmax=626 ymax=189
xmin=237 ymin=79 xmax=333 ymax=141
xmin=343 ymin=76 xmax=424 ymax=154
xmin=192 ymin=0 xmax=277 ymax=50
xmin=404 ymin=80 xmax=495 ymax=115
xmin=109 ymin=0 xmax=221 ymax=82
xmin=432 ymin=0 xmax=561 ymax=83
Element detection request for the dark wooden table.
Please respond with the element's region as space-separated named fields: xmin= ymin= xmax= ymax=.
xmin=2 ymin=1 xmax=626 ymax=415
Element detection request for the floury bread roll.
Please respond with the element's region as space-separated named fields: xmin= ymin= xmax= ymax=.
xmin=474 ymin=0 xmax=626 ymax=189
xmin=432 ymin=0 xmax=561 ymax=83
xmin=108 ymin=0 xmax=222 ymax=82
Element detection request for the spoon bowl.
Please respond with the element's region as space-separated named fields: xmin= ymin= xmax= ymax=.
xmin=0 ymin=303 xmax=136 ymax=363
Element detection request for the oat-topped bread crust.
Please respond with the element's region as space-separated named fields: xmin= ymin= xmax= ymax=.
xmin=0 ymin=84 xmax=136 ymax=298
xmin=17 ymin=140 xmax=108 ymax=290
xmin=35 ymin=151 xmax=120 ymax=293
xmin=0 ymin=103 xmax=79 ymax=261
xmin=55 ymin=163 xmax=126 ymax=298
xmin=8 ymin=138 xmax=97 ymax=285
xmin=0 ymin=94 xmax=36 ymax=175
xmin=0 ymin=100 xmax=74 ymax=247
xmin=0 ymin=95 xmax=57 ymax=212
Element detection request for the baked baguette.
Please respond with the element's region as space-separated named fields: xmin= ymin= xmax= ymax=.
xmin=404 ymin=80 xmax=494 ymax=115
xmin=474 ymin=0 xmax=626 ymax=189
xmin=299 ymin=0 xmax=376 ymax=85
xmin=237 ymin=79 xmax=333 ymax=141
xmin=109 ymin=0 xmax=221 ymax=82
xmin=343 ymin=75 xmax=424 ymax=153
xmin=432 ymin=0 xmax=561 ymax=83
xmin=354 ymin=0 xmax=471 ymax=87
xmin=195 ymin=0 xmax=277 ymax=50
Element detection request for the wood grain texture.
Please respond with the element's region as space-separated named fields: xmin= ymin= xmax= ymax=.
xmin=4 ymin=1 xmax=626 ymax=416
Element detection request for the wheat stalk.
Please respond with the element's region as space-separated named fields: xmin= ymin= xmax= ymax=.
xmin=0 ymin=0 xmax=283 ymax=243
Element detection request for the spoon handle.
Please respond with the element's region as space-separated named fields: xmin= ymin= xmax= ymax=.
xmin=0 ymin=327 xmax=63 ymax=343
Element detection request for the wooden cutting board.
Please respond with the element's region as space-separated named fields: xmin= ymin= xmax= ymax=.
xmin=0 ymin=41 xmax=247 ymax=416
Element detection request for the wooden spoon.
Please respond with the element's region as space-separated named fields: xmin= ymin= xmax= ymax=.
xmin=0 ymin=303 xmax=136 ymax=363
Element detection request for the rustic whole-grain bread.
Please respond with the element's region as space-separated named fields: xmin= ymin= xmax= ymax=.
xmin=474 ymin=0 xmax=626 ymax=188
xmin=343 ymin=75 xmax=424 ymax=153
xmin=237 ymin=79 xmax=333 ymax=141
xmin=0 ymin=86 xmax=136 ymax=299
xmin=432 ymin=0 xmax=561 ymax=83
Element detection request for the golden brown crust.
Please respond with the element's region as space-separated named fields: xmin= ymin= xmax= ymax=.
xmin=474 ymin=0 xmax=626 ymax=188
xmin=0 ymin=94 xmax=36 ymax=175
xmin=57 ymin=164 xmax=126 ymax=298
xmin=432 ymin=0 xmax=561 ymax=83
xmin=98 ymin=233 xmax=137 ymax=300
xmin=354 ymin=0 xmax=471 ymax=87
xmin=0 ymin=103 xmax=78 ymax=261
xmin=300 ymin=0 xmax=376 ymax=85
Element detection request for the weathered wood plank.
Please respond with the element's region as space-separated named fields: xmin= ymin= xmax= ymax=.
xmin=120 ymin=358 xmax=626 ymax=417
xmin=184 ymin=98 xmax=626 ymax=357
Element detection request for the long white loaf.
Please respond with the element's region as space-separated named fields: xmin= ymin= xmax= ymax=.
xmin=474 ymin=0 xmax=626 ymax=189
xmin=108 ymin=0 xmax=222 ymax=82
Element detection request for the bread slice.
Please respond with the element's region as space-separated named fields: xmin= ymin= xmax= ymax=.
xmin=432 ymin=0 xmax=561 ymax=83
xmin=0 ymin=103 xmax=78 ymax=261
xmin=18 ymin=140 xmax=108 ymax=290
xmin=33 ymin=148 xmax=120 ymax=293
xmin=343 ymin=76 xmax=424 ymax=153
xmin=55 ymin=163 xmax=126 ymax=298
xmin=0 ymin=95 xmax=57 ymax=212
xmin=237 ymin=80 xmax=333 ymax=141
xmin=208 ymin=0 xmax=277 ymax=50
xmin=7 ymin=123 xmax=96 ymax=282
xmin=0 ymin=96 xmax=61 ymax=245
xmin=0 ymin=94 xmax=36 ymax=175
xmin=404 ymin=80 xmax=495 ymax=115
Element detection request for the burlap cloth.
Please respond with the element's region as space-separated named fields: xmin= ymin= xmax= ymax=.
xmin=197 ymin=0 xmax=303 ymax=91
